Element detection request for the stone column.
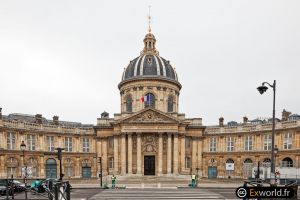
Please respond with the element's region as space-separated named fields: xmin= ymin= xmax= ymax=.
xmin=0 ymin=155 xmax=5 ymax=178
xmin=75 ymin=157 xmax=80 ymax=178
xmin=136 ymin=133 xmax=142 ymax=175
xmin=181 ymin=135 xmax=186 ymax=172
xmin=173 ymin=133 xmax=179 ymax=175
xmin=158 ymin=133 xmax=163 ymax=175
xmin=192 ymin=137 xmax=197 ymax=174
xmin=167 ymin=133 xmax=172 ymax=175
xmin=114 ymin=135 xmax=119 ymax=174
xmin=40 ymin=156 xmax=45 ymax=177
xmin=127 ymin=133 xmax=133 ymax=174
xmin=121 ymin=134 xmax=126 ymax=175
xmin=102 ymin=138 xmax=108 ymax=175
xmin=197 ymin=138 xmax=202 ymax=177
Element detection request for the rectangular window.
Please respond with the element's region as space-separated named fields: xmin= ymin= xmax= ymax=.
xmin=65 ymin=167 xmax=74 ymax=177
xmin=209 ymin=137 xmax=217 ymax=152
xmin=7 ymin=132 xmax=16 ymax=150
xmin=263 ymin=134 xmax=271 ymax=151
xmin=185 ymin=157 xmax=191 ymax=168
xmin=108 ymin=137 xmax=114 ymax=149
xmin=64 ymin=137 xmax=73 ymax=152
xmin=244 ymin=136 xmax=253 ymax=151
xmin=7 ymin=167 xmax=16 ymax=177
xmin=27 ymin=135 xmax=36 ymax=151
xmin=46 ymin=136 xmax=55 ymax=152
xmin=185 ymin=137 xmax=191 ymax=149
xmin=283 ymin=132 xmax=292 ymax=150
xmin=109 ymin=157 xmax=114 ymax=169
xmin=82 ymin=138 xmax=90 ymax=152
xmin=227 ymin=137 xmax=234 ymax=152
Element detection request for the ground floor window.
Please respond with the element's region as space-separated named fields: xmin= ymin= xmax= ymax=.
xmin=65 ymin=166 xmax=74 ymax=177
xmin=7 ymin=167 xmax=16 ymax=178
xmin=243 ymin=158 xmax=253 ymax=178
xmin=46 ymin=158 xmax=57 ymax=178
xmin=225 ymin=159 xmax=234 ymax=178
xmin=109 ymin=157 xmax=114 ymax=169
xmin=282 ymin=157 xmax=293 ymax=167
xmin=185 ymin=157 xmax=191 ymax=169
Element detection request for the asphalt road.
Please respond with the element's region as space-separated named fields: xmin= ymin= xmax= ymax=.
xmin=3 ymin=188 xmax=300 ymax=200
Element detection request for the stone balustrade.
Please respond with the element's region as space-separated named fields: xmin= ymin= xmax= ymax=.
xmin=205 ymin=119 xmax=300 ymax=134
xmin=1 ymin=119 xmax=94 ymax=135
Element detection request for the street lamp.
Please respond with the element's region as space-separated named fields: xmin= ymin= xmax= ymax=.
xmin=274 ymin=145 xmax=279 ymax=184
xmin=257 ymin=80 xmax=276 ymax=184
xmin=98 ymin=157 xmax=102 ymax=188
xmin=20 ymin=140 xmax=27 ymax=199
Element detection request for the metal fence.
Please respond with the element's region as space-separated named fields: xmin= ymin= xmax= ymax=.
xmin=0 ymin=177 xmax=70 ymax=200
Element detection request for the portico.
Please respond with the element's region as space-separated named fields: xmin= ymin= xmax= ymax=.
xmin=96 ymin=108 xmax=204 ymax=176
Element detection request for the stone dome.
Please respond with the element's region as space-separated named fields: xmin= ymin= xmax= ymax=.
xmin=120 ymin=32 xmax=179 ymax=85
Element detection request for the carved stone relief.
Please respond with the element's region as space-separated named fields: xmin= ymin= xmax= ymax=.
xmin=142 ymin=134 xmax=158 ymax=153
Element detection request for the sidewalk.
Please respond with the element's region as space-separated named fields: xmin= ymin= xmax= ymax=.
xmin=70 ymin=179 xmax=242 ymax=189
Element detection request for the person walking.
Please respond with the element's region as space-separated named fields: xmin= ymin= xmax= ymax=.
xmin=191 ymin=174 xmax=197 ymax=187
xmin=111 ymin=175 xmax=116 ymax=189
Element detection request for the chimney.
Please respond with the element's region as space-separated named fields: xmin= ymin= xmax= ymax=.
xmin=219 ymin=117 xmax=224 ymax=127
xmin=0 ymin=107 xmax=2 ymax=119
xmin=35 ymin=114 xmax=43 ymax=124
xmin=243 ymin=116 xmax=248 ymax=124
xmin=282 ymin=109 xmax=291 ymax=121
xmin=53 ymin=115 xmax=59 ymax=126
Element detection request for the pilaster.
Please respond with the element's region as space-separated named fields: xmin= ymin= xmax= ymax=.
xmin=127 ymin=133 xmax=133 ymax=174
xmin=158 ymin=133 xmax=163 ymax=175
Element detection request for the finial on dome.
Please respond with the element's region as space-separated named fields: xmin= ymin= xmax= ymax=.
xmin=148 ymin=5 xmax=152 ymax=33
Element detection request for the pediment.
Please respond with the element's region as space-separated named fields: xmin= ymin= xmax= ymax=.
xmin=119 ymin=108 xmax=180 ymax=124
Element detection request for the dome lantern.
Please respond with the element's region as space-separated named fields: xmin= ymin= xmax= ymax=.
xmin=143 ymin=32 xmax=157 ymax=55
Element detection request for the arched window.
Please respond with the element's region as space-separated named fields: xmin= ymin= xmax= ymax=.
xmin=144 ymin=93 xmax=155 ymax=108
xmin=126 ymin=95 xmax=133 ymax=112
xmin=262 ymin=158 xmax=271 ymax=168
xmin=243 ymin=158 xmax=253 ymax=178
xmin=225 ymin=159 xmax=234 ymax=177
xmin=282 ymin=157 xmax=293 ymax=167
xmin=46 ymin=158 xmax=57 ymax=178
xmin=226 ymin=159 xmax=234 ymax=164
xmin=167 ymin=96 xmax=174 ymax=112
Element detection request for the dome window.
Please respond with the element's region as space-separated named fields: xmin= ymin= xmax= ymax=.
xmin=144 ymin=93 xmax=155 ymax=108
xmin=167 ymin=95 xmax=174 ymax=112
xmin=126 ymin=95 xmax=133 ymax=113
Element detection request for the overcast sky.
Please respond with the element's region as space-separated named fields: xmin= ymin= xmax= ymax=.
xmin=0 ymin=0 xmax=299 ymax=125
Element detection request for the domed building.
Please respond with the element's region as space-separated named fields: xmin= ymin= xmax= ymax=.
xmin=95 ymin=30 xmax=205 ymax=176
xmin=0 ymin=28 xmax=299 ymax=180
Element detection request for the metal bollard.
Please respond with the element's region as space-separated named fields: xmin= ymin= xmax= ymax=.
xmin=66 ymin=181 xmax=71 ymax=200
xmin=49 ymin=181 xmax=53 ymax=200
xmin=54 ymin=183 xmax=59 ymax=200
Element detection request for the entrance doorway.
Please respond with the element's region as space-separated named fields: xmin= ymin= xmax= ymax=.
xmin=82 ymin=167 xmax=91 ymax=178
xmin=144 ymin=156 xmax=155 ymax=175
xmin=46 ymin=158 xmax=57 ymax=178
xmin=208 ymin=166 xmax=217 ymax=179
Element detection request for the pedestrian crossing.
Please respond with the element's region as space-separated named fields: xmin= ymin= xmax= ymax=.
xmin=89 ymin=188 xmax=238 ymax=200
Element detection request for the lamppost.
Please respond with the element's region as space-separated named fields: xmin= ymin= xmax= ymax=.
xmin=257 ymin=80 xmax=276 ymax=184
xmin=55 ymin=147 xmax=65 ymax=181
xmin=20 ymin=140 xmax=27 ymax=199
xmin=98 ymin=157 xmax=102 ymax=188
xmin=274 ymin=145 xmax=279 ymax=184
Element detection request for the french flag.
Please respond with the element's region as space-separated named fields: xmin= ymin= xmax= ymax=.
xmin=141 ymin=94 xmax=151 ymax=103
